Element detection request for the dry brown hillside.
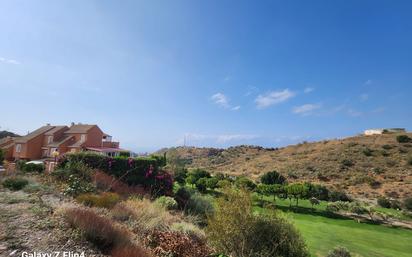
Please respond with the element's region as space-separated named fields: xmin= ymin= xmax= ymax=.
xmin=159 ymin=133 xmax=412 ymax=200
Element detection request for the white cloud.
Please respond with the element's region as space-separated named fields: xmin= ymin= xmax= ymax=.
xmin=304 ymin=87 xmax=314 ymax=93
xmin=211 ymin=92 xmax=240 ymax=111
xmin=255 ymin=89 xmax=295 ymax=109
xmin=293 ymin=103 xmax=321 ymax=115
xmin=360 ymin=93 xmax=369 ymax=102
xmin=211 ymin=93 xmax=229 ymax=108
xmin=0 ymin=57 xmax=20 ymax=65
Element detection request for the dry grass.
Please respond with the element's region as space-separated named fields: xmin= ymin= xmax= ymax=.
xmin=64 ymin=207 xmax=131 ymax=252
xmin=160 ymin=133 xmax=412 ymax=200
xmin=76 ymin=192 xmax=120 ymax=209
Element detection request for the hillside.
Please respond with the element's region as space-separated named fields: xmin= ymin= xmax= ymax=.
xmin=159 ymin=133 xmax=412 ymax=200
xmin=0 ymin=130 xmax=20 ymax=139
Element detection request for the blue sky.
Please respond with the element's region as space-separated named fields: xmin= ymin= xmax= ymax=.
xmin=1 ymin=0 xmax=411 ymax=152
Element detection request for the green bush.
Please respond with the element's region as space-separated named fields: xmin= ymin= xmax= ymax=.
xmin=185 ymin=193 xmax=214 ymax=219
xmin=2 ymin=177 xmax=29 ymax=191
xmin=22 ymin=163 xmax=45 ymax=173
xmin=76 ymin=192 xmax=120 ymax=208
xmin=206 ymin=189 xmax=309 ymax=257
xmin=217 ymin=179 xmax=232 ymax=188
xmin=362 ymin=148 xmax=373 ymax=157
xmin=377 ymin=197 xmax=391 ymax=208
xmin=408 ymin=156 xmax=412 ymax=166
xmin=341 ymin=159 xmax=354 ymax=167
xmin=397 ymin=135 xmax=411 ymax=143
xmin=329 ymin=190 xmax=351 ymax=202
xmin=404 ymin=198 xmax=412 ymax=211
xmin=260 ymin=170 xmax=286 ymax=185
xmin=155 ymin=196 xmax=178 ymax=210
xmin=235 ymin=177 xmax=256 ymax=191
xmin=327 ymin=246 xmax=351 ymax=257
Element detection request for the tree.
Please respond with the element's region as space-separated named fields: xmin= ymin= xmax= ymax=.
xmin=305 ymin=183 xmax=329 ymax=201
xmin=206 ymin=189 xmax=309 ymax=257
xmin=235 ymin=177 xmax=256 ymax=191
xmin=260 ymin=171 xmax=286 ymax=185
xmin=286 ymin=184 xmax=308 ymax=207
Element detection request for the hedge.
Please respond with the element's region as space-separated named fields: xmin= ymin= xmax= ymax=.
xmin=57 ymin=152 xmax=172 ymax=196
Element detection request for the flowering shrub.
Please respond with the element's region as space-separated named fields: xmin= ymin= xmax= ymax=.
xmin=63 ymin=174 xmax=95 ymax=196
xmin=58 ymin=152 xmax=172 ymax=197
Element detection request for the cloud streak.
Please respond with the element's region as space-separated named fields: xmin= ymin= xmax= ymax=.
xmin=293 ymin=103 xmax=321 ymax=115
xmin=0 ymin=57 xmax=20 ymax=65
xmin=255 ymin=89 xmax=295 ymax=109
xmin=211 ymin=92 xmax=240 ymax=111
xmin=179 ymin=133 xmax=260 ymax=145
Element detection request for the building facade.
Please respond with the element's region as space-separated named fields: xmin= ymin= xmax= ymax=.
xmin=1 ymin=123 xmax=124 ymax=161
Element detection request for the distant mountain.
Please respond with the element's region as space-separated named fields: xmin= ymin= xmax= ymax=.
xmin=159 ymin=133 xmax=412 ymax=200
xmin=0 ymin=130 xmax=20 ymax=139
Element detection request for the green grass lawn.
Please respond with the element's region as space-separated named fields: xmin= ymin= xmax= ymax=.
xmin=253 ymin=196 xmax=412 ymax=257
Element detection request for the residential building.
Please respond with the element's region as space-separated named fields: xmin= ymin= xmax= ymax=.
xmin=364 ymin=128 xmax=406 ymax=136
xmin=3 ymin=123 xmax=124 ymax=161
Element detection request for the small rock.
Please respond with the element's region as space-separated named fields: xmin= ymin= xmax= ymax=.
xmin=9 ymin=249 xmax=17 ymax=256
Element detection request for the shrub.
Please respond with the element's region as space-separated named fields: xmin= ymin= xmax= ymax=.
xmin=260 ymin=170 xmax=286 ymax=185
xmin=64 ymin=208 xmax=131 ymax=252
xmin=397 ymin=135 xmax=411 ymax=143
xmin=155 ymin=196 xmax=178 ymax=210
xmin=235 ymin=177 xmax=256 ymax=191
xmin=206 ymin=189 xmax=309 ymax=257
xmin=408 ymin=156 xmax=412 ymax=166
xmin=362 ymin=148 xmax=373 ymax=157
xmin=195 ymin=177 xmax=208 ymax=192
xmin=327 ymin=246 xmax=351 ymax=257
xmin=174 ymin=167 xmax=188 ymax=185
xmin=2 ymin=177 xmax=29 ymax=191
xmin=145 ymin=230 xmax=211 ymax=257
xmin=115 ymin=198 xmax=179 ymax=233
xmin=329 ymin=190 xmax=351 ymax=202
xmin=22 ymin=163 xmax=45 ymax=173
xmin=186 ymin=193 xmax=214 ymax=219
xmin=341 ymin=159 xmax=354 ymax=167
xmin=377 ymin=197 xmax=391 ymax=208
xmin=170 ymin=221 xmax=205 ymax=239
xmin=404 ymin=198 xmax=412 ymax=211
xmin=390 ymin=200 xmax=402 ymax=210
xmin=63 ymin=174 xmax=95 ymax=197
xmin=0 ymin=149 xmax=4 ymax=163
xmin=76 ymin=192 xmax=120 ymax=209
xmin=382 ymin=144 xmax=393 ymax=150
xmin=217 ymin=179 xmax=232 ymax=188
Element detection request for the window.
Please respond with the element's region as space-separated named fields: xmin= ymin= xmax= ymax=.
xmin=80 ymin=134 xmax=86 ymax=142
xmin=48 ymin=136 xmax=53 ymax=144
xmin=15 ymin=144 xmax=21 ymax=153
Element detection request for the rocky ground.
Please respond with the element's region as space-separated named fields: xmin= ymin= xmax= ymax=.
xmin=0 ymin=175 xmax=106 ymax=257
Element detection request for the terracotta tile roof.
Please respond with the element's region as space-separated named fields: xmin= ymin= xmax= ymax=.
xmin=0 ymin=142 xmax=14 ymax=150
xmin=64 ymin=124 xmax=96 ymax=134
xmin=45 ymin=126 xmax=68 ymax=135
xmin=14 ymin=126 xmax=54 ymax=143
xmin=47 ymin=135 xmax=74 ymax=147
xmin=68 ymin=140 xmax=84 ymax=148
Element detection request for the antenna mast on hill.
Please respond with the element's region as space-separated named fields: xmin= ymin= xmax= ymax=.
xmin=183 ymin=134 xmax=186 ymax=147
